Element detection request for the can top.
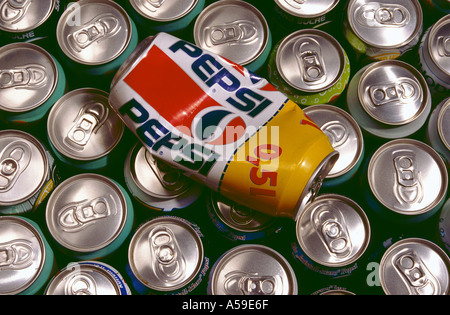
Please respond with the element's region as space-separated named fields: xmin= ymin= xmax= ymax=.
xmin=0 ymin=0 xmax=54 ymax=32
xmin=0 ymin=216 xmax=46 ymax=295
xmin=296 ymin=194 xmax=371 ymax=267
xmin=358 ymin=60 xmax=429 ymax=125
xmin=0 ymin=130 xmax=49 ymax=207
xmin=428 ymin=15 xmax=450 ymax=77
xmin=0 ymin=43 xmax=58 ymax=113
xmin=128 ymin=216 xmax=204 ymax=292
xmin=45 ymin=173 xmax=129 ymax=253
xmin=380 ymin=238 xmax=450 ymax=295
xmin=57 ymin=0 xmax=132 ymax=65
xmin=347 ymin=0 xmax=422 ymax=49
xmin=45 ymin=261 xmax=130 ymax=295
xmin=304 ymin=105 xmax=364 ymax=178
xmin=130 ymin=0 xmax=199 ymax=22
xmin=368 ymin=139 xmax=448 ymax=216
xmin=274 ymin=0 xmax=340 ymax=18
xmin=438 ymin=98 xmax=450 ymax=151
xmin=209 ymin=244 xmax=297 ymax=295
xmin=47 ymin=88 xmax=124 ymax=161
xmin=193 ymin=0 xmax=269 ymax=67
xmin=276 ymin=29 xmax=346 ymax=92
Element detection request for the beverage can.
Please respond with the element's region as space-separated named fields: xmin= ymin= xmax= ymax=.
xmin=427 ymin=96 xmax=450 ymax=166
xmin=439 ymin=198 xmax=450 ymax=255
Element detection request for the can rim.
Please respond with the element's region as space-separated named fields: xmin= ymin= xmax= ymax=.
xmin=437 ymin=98 xmax=450 ymax=150
xmin=428 ymin=15 xmax=450 ymax=77
xmin=130 ymin=0 xmax=199 ymax=22
xmin=0 ymin=0 xmax=55 ymax=33
xmin=274 ymin=0 xmax=340 ymax=18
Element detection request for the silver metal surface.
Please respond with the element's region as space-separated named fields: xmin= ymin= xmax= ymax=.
xmin=274 ymin=0 xmax=340 ymax=18
xmin=428 ymin=14 xmax=450 ymax=77
xmin=380 ymin=238 xmax=450 ymax=295
xmin=0 ymin=0 xmax=54 ymax=32
xmin=45 ymin=173 xmax=128 ymax=253
xmin=296 ymin=194 xmax=371 ymax=267
xmin=208 ymin=244 xmax=297 ymax=295
xmin=130 ymin=0 xmax=198 ymax=22
xmin=368 ymin=139 xmax=448 ymax=216
xmin=438 ymin=98 xmax=450 ymax=151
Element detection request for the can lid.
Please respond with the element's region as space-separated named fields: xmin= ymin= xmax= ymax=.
xmin=128 ymin=216 xmax=204 ymax=292
xmin=0 ymin=43 xmax=58 ymax=113
xmin=296 ymin=194 xmax=371 ymax=267
xmin=276 ymin=29 xmax=346 ymax=92
xmin=209 ymin=244 xmax=297 ymax=295
xmin=368 ymin=139 xmax=448 ymax=216
xmin=57 ymin=0 xmax=132 ymax=65
xmin=0 ymin=0 xmax=54 ymax=32
xmin=193 ymin=0 xmax=270 ymax=67
xmin=358 ymin=60 xmax=428 ymax=126
xmin=45 ymin=261 xmax=130 ymax=295
xmin=0 ymin=216 xmax=46 ymax=295
xmin=47 ymin=88 xmax=124 ymax=161
xmin=437 ymin=98 xmax=450 ymax=151
xmin=130 ymin=0 xmax=199 ymax=22
xmin=45 ymin=173 xmax=128 ymax=253
xmin=274 ymin=0 xmax=340 ymax=18
xmin=380 ymin=238 xmax=450 ymax=295
xmin=428 ymin=15 xmax=450 ymax=77
xmin=0 ymin=130 xmax=49 ymax=207
xmin=347 ymin=0 xmax=422 ymax=49
xmin=304 ymin=105 xmax=364 ymax=179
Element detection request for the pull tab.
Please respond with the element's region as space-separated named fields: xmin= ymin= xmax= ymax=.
xmin=394 ymin=250 xmax=440 ymax=295
xmin=206 ymin=20 xmax=258 ymax=46
xmin=293 ymin=38 xmax=327 ymax=85
xmin=145 ymin=151 xmax=187 ymax=193
xmin=369 ymin=78 xmax=420 ymax=107
xmin=437 ymin=36 xmax=450 ymax=57
xmin=321 ymin=121 xmax=349 ymax=148
xmin=284 ymin=0 xmax=306 ymax=9
xmin=0 ymin=65 xmax=48 ymax=89
xmin=392 ymin=150 xmax=424 ymax=205
xmin=64 ymin=101 xmax=109 ymax=151
xmin=312 ymin=205 xmax=352 ymax=258
xmin=355 ymin=2 xmax=410 ymax=27
xmin=230 ymin=204 xmax=254 ymax=226
xmin=0 ymin=140 xmax=32 ymax=192
xmin=65 ymin=272 xmax=97 ymax=295
xmin=67 ymin=13 xmax=121 ymax=52
xmin=58 ymin=194 xmax=117 ymax=232
xmin=140 ymin=0 xmax=165 ymax=12
xmin=224 ymin=272 xmax=280 ymax=295
xmin=0 ymin=0 xmax=31 ymax=24
xmin=149 ymin=226 xmax=186 ymax=282
xmin=0 ymin=239 xmax=33 ymax=271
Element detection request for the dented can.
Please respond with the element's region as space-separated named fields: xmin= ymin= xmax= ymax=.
xmin=0 ymin=130 xmax=57 ymax=215
xmin=109 ymin=32 xmax=338 ymax=220
xmin=47 ymin=88 xmax=125 ymax=171
xmin=127 ymin=215 xmax=210 ymax=295
xmin=45 ymin=261 xmax=132 ymax=295
xmin=347 ymin=60 xmax=431 ymax=139
xmin=208 ymin=244 xmax=297 ymax=295
xmin=344 ymin=0 xmax=423 ymax=61
xmin=379 ymin=238 xmax=450 ymax=295
xmin=267 ymin=29 xmax=350 ymax=106
xmin=0 ymin=43 xmax=66 ymax=126
xmin=123 ymin=142 xmax=203 ymax=211
xmin=193 ymin=0 xmax=271 ymax=72
xmin=427 ymin=96 xmax=450 ymax=166
xmin=0 ymin=216 xmax=55 ymax=295
xmin=45 ymin=173 xmax=134 ymax=260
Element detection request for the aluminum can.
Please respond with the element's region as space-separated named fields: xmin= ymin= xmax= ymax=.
xmin=379 ymin=238 xmax=450 ymax=295
xmin=291 ymin=194 xmax=371 ymax=279
xmin=126 ymin=0 xmax=204 ymax=36
xmin=207 ymin=244 xmax=297 ymax=295
xmin=418 ymin=14 xmax=450 ymax=101
xmin=439 ymin=198 xmax=450 ymax=255
xmin=344 ymin=0 xmax=423 ymax=61
xmin=127 ymin=215 xmax=210 ymax=295
xmin=347 ymin=60 xmax=431 ymax=139
xmin=0 ymin=43 xmax=66 ymax=126
xmin=366 ymin=139 xmax=448 ymax=222
xmin=304 ymin=105 xmax=364 ymax=188
xmin=109 ymin=32 xmax=338 ymax=220
xmin=123 ymin=142 xmax=203 ymax=211
xmin=193 ymin=0 xmax=271 ymax=72
xmin=427 ymin=96 xmax=450 ymax=167
xmin=56 ymin=0 xmax=138 ymax=76
xmin=205 ymin=190 xmax=282 ymax=242
xmin=45 ymin=173 xmax=134 ymax=260
xmin=0 ymin=216 xmax=55 ymax=295
xmin=45 ymin=261 xmax=132 ymax=295
xmin=0 ymin=130 xmax=57 ymax=215
xmin=47 ymin=88 xmax=125 ymax=171
xmin=267 ymin=29 xmax=351 ymax=106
